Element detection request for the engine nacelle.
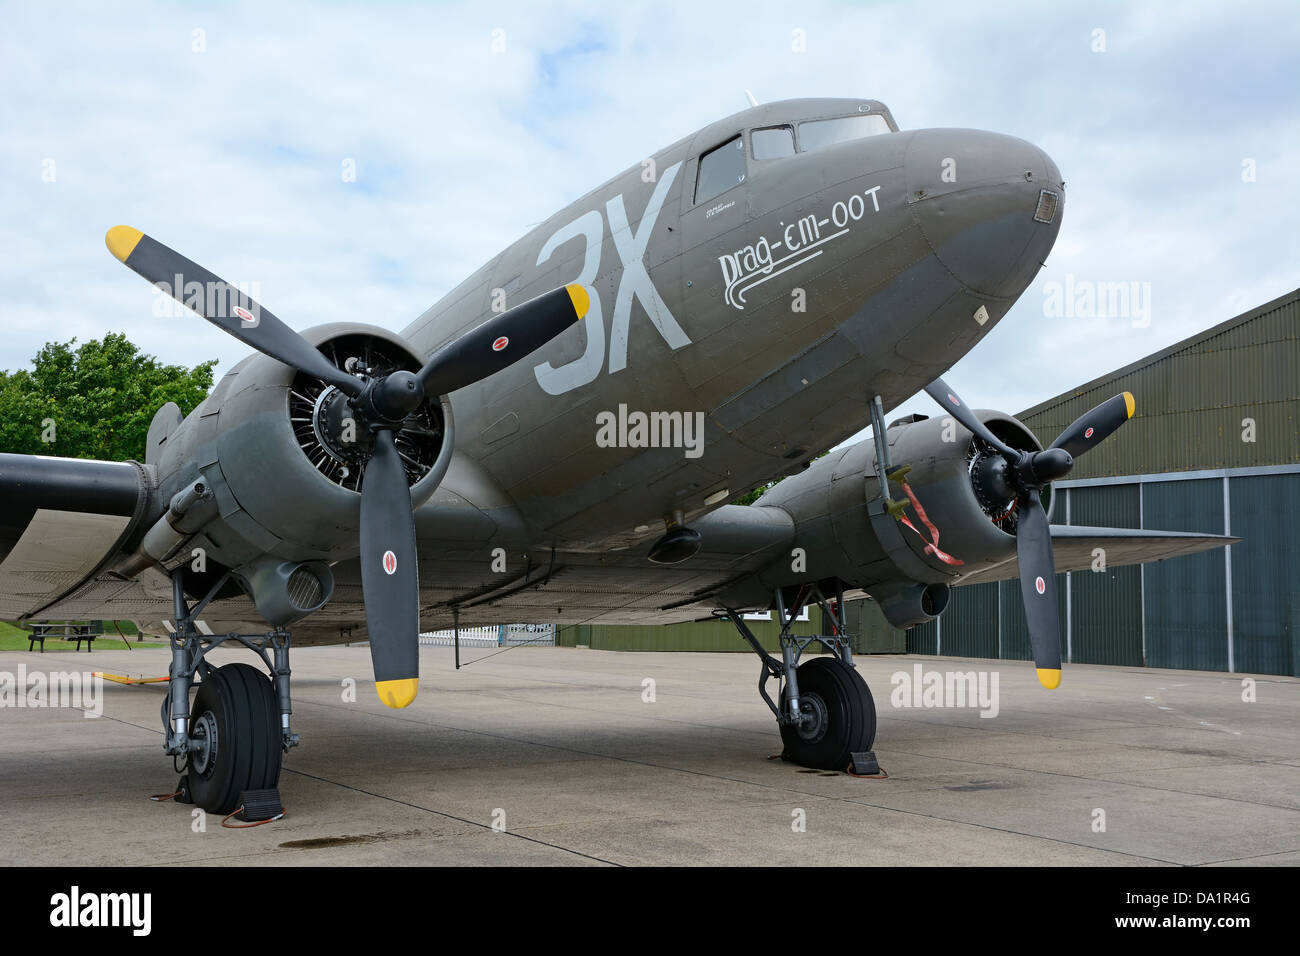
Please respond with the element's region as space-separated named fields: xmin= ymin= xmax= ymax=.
xmin=148 ymin=323 xmax=454 ymax=575
xmin=741 ymin=410 xmax=1051 ymax=621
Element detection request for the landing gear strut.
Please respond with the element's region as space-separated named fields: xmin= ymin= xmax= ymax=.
xmin=724 ymin=582 xmax=876 ymax=771
xmin=163 ymin=569 xmax=298 ymax=814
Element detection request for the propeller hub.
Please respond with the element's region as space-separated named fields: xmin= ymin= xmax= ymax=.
xmin=1010 ymin=447 xmax=1073 ymax=491
xmin=970 ymin=450 xmax=1018 ymax=512
xmin=311 ymin=386 xmax=375 ymax=465
xmin=368 ymin=370 xmax=424 ymax=423
xmin=1029 ymin=447 xmax=1074 ymax=484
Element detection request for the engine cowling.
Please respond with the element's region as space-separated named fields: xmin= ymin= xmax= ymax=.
xmin=150 ymin=323 xmax=454 ymax=574
xmin=748 ymin=410 xmax=1051 ymax=628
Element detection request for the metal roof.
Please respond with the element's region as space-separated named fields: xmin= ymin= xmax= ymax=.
xmin=1017 ymin=288 xmax=1300 ymax=479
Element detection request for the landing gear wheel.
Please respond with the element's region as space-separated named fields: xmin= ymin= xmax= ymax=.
xmin=186 ymin=662 xmax=282 ymax=815
xmin=780 ymin=656 xmax=876 ymax=771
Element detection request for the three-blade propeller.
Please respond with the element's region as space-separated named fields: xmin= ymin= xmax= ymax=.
xmin=107 ymin=226 xmax=589 ymax=708
xmin=924 ymin=378 xmax=1135 ymax=689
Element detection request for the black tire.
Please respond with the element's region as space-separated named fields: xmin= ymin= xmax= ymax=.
xmin=186 ymin=663 xmax=282 ymax=815
xmin=779 ymin=656 xmax=876 ymax=771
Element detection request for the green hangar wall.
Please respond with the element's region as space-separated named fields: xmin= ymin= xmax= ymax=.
xmin=907 ymin=288 xmax=1300 ymax=677
xmin=557 ymin=613 xmax=823 ymax=653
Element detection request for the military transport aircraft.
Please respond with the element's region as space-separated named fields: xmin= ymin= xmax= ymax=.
xmin=0 ymin=98 xmax=1231 ymax=813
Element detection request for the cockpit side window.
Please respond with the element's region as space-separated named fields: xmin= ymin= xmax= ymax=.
xmin=751 ymin=125 xmax=795 ymax=160
xmin=798 ymin=114 xmax=891 ymax=152
xmin=695 ymin=136 xmax=746 ymax=204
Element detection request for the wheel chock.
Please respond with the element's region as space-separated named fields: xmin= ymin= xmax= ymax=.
xmin=848 ymin=751 xmax=885 ymax=776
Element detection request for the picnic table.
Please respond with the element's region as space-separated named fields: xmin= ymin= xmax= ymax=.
xmin=27 ymin=621 xmax=104 ymax=652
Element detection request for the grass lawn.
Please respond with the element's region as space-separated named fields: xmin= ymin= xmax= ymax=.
xmin=0 ymin=620 xmax=162 ymax=652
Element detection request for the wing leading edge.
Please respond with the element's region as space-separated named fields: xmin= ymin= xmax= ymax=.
xmin=0 ymin=453 xmax=150 ymax=620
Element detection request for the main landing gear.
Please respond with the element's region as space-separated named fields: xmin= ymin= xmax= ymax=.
xmin=162 ymin=570 xmax=298 ymax=814
xmin=723 ymin=582 xmax=876 ymax=771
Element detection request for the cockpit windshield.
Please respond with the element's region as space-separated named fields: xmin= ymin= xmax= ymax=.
xmin=798 ymin=113 xmax=891 ymax=152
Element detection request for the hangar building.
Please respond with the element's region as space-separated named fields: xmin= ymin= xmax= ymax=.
xmin=900 ymin=288 xmax=1299 ymax=677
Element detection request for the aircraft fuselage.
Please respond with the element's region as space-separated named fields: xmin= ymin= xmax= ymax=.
xmin=400 ymin=97 xmax=1063 ymax=550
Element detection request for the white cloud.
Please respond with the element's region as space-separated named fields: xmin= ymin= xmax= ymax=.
xmin=2 ymin=0 xmax=1296 ymax=442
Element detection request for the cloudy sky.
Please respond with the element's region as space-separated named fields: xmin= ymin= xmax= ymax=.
xmin=3 ymin=0 xmax=1296 ymax=424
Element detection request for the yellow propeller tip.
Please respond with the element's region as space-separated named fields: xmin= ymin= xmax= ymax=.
xmin=1123 ymin=391 xmax=1135 ymax=419
xmin=565 ymin=283 xmax=590 ymax=320
xmin=376 ymin=677 xmax=419 ymax=708
xmin=105 ymin=225 xmax=144 ymax=263
xmin=1036 ymin=668 xmax=1062 ymax=690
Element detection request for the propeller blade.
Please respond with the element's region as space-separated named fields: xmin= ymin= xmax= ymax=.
xmin=358 ymin=429 xmax=421 ymax=708
xmin=416 ymin=284 xmax=589 ymax=396
xmin=924 ymin=377 xmax=1018 ymax=459
xmin=1049 ymin=392 xmax=1135 ymax=458
xmin=1015 ymin=488 xmax=1062 ymax=689
xmin=105 ymin=226 xmax=362 ymax=397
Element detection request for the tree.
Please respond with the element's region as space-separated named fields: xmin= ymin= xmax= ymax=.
xmin=732 ymin=452 xmax=830 ymax=505
xmin=0 ymin=334 xmax=215 ymax=462
xmin=733 ymin=482 xmax=778 ymax=505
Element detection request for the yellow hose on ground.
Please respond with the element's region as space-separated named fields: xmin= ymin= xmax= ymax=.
xmin=93 ymin=672 xmax=169 ymax=685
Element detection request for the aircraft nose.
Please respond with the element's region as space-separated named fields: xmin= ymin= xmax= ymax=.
xmin=905 ymin=129 xmax=1063 ymax=299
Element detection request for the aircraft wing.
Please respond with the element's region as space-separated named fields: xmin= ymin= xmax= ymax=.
xmin=0 ymin=453 xmax=151 ymax=621
xmin=0 ymin=451 xmax=1239 ymax=636
xmin=953 ymin=525 xmax=1238 ymax=587
xmin=0 ymin=458 xmax=797 ymax=640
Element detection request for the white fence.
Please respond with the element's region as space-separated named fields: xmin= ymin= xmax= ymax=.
xmin=419 ymin=623 xmax=556 ymax=648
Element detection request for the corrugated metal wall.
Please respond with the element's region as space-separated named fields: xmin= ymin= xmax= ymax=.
xmin=937 ymin=581 xmax=999 ymax=658
xmin=559 ymin=613 xmax=821 ymax=653
xmin=896 ymin=471 xmax=1296 ymax=676
xmin=1142 ymin=478 xmax=1228 ymax=670
xmin=842 ymin=599 xmax=908 ymax=654
xmin=1018 ymin=291 xmax=1299 ymax=479
xmin=1228 ymin=472 xmax=1300 ymax=676
xmin=1068 ymin=485 xmax=1143 ymax=666
xmin=907 ymin=617 xmax=937 ymax=655
xmin=562 ymin=604 xmax=909 ymax=656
